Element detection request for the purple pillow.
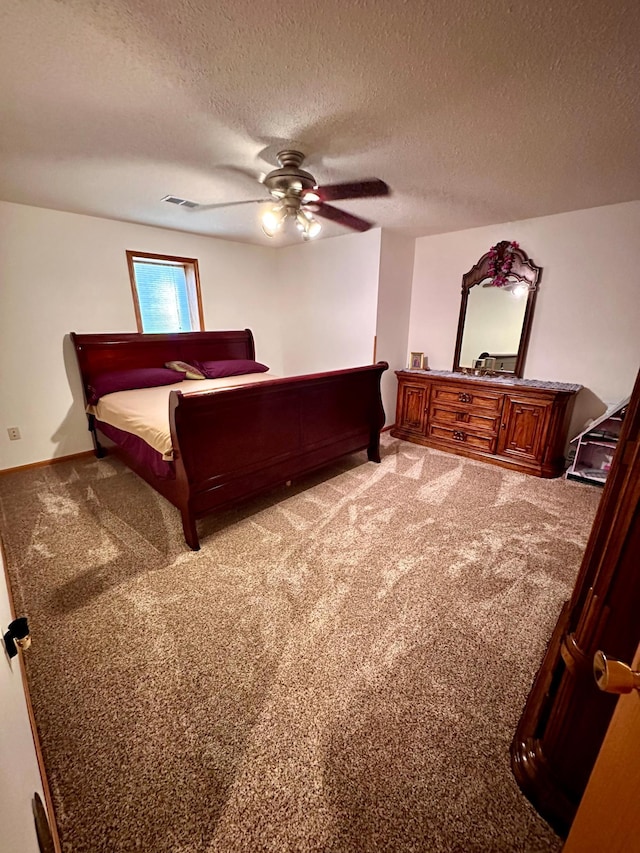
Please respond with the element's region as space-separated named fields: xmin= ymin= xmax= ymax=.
xmin=87 ymin=368 xmax=183 ymax=404
xmin=196 ymin=359 xmax=270 ymax=379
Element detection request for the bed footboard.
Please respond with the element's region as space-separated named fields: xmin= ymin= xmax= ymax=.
xmin=170 ymin=363 xmax=388 ymax=549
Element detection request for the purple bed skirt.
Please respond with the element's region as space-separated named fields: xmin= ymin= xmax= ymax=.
xmin=96 ymin=420 xmax=175 ymax=480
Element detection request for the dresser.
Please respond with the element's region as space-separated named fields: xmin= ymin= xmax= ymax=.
xmin=391 ymin=370 xmax=581 ymax=477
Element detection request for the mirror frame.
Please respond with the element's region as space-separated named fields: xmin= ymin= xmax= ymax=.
xmin=452 ymin=242 xmax=542 ymax=378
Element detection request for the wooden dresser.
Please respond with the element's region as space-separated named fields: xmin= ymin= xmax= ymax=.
xmin=391 ymin=370 xmax=581 ymax=477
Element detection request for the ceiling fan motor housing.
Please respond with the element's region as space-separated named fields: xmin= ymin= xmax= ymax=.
xmin=263 ymin=150 xmax=317 ymax=199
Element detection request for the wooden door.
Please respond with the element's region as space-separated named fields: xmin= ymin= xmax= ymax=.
xmin=1 ymin=600 xmax=47 ymax=853
xmin=396 ymin=380 xmax=428 ymax=435
xmin=498 ymin=395 xmax=549 ymax=462
xmin=563 ymin=643 xmax=640 ymax=853
xmin=511 ymin=369 xmax=640 ymax=834
xmin=1 ymin=544 xmax=60 ymax=852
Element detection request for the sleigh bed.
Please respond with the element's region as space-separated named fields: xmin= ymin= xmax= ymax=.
xmin=71 ymin=330 xmax=387 ymax=549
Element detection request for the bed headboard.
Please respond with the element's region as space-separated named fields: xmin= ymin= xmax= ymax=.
xmin=71 ymin=329 xmax=256 ymax=394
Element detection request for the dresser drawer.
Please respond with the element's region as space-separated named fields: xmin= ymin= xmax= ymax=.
xmin=432 ymin=384 xmax=503 ymax=413
xmin=428 ymin=423 xmax=497 ymax=453
xmin=430 ymin=403 xmax=500 ymax=434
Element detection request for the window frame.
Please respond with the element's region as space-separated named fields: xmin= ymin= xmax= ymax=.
xmin=126 ymin=250 xmax=205 ymax=334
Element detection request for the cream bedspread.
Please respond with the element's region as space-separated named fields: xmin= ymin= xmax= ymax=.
xmin=87 ymin=373 xmax=277 ymax=459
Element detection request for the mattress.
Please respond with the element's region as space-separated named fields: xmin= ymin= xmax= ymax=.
xmin=87 ymin=372 xmax=278 ymax=459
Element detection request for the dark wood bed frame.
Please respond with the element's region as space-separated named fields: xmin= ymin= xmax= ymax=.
xmin=71 ymin=330 xmax=388 ymax=550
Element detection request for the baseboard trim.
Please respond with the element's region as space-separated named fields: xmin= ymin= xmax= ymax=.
xmin=2 ymin=432 xmax=396 ymax=475
xmin=0 ymin=450 xmax=94 ymax=476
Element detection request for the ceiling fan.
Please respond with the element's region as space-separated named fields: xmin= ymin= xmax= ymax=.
xmin=165 ymin=150 xmax=390 ymax=241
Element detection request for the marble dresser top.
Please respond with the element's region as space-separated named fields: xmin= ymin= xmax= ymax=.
xmin=402 ymin=369 xmax=583 ymax=393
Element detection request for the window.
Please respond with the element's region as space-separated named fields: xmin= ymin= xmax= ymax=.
xmin=126 ymin=251 xmax=204 ymax=333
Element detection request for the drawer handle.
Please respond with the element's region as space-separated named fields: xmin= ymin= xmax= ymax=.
xmin=453 ymin=430 xmax=466 ymax=442
xmin=458 ymin=392 xmax=473 ymax=403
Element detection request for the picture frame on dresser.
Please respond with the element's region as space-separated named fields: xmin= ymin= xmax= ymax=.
xmin=409 ymin=352 xmax=424 ymax=370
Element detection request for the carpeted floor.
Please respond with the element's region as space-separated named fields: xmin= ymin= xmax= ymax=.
xmin=0 ymin=435 xmax=602 ymax=853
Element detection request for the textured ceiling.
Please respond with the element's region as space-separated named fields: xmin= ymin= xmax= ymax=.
xmin=1 ymin=0 xmax=639 ymax=246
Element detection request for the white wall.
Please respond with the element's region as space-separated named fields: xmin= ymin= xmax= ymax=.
xmin=0 ymin=201 xmax=278 ymax=469
xmin=275 ymin=228 xmax=382 ymax=375
xmin=1 ymin=550 xmax=47 ymax=853
xmin=375 ymin=230 xmax=415 ymax=425
xmin=409 ymin=202 xmax=640 ymax=433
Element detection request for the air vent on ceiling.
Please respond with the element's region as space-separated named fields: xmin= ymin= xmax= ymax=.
xmin=161 ymin=195 xmax=199 ymax=208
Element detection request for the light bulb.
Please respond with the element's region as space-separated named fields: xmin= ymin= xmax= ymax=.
xmin=305 ymin=217 xmax=322 ymax=239
xmin=295 ymin=211 xmax=307 ymax=232
xmin=261 ymin=205 xmax=284 ymax=237
xmin=302 ymin=189 xmax=320 ymax=203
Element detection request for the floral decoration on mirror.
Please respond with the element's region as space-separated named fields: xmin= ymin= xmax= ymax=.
xmin=487 ymin=240 xmax=519 ymax=287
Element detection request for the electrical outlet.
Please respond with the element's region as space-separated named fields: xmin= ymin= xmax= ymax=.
xmin=7 ymin=427 xmax=21 ymax=441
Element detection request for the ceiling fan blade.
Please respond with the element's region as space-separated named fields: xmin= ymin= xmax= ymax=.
xmin=309 ymin=202 xmax=373 ymax=232
xmin=189 ymin=198 xmax=269 ymax=211
xmin=303 ymin=179 xmax=389 ymax=203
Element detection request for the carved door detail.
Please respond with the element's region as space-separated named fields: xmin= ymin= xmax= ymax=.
xmin=499 ymin=396 xmax=550 ymax=461
xmin=397 ymin=382 xmax=428 ymax=435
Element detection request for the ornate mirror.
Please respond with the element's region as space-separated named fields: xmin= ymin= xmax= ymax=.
xmin=453 ymin=241 xmax=541 ymax=378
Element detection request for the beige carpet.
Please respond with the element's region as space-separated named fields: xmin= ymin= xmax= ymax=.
xmin=0 ymin=435 xmax=602 ymax=853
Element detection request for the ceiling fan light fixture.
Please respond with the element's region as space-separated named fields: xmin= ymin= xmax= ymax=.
xmin=302 ymin=189 xmax=320 ymax=203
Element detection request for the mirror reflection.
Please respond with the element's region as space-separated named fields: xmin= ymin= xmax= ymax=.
xmin=459 ymin=280 xmax=530 ymax=372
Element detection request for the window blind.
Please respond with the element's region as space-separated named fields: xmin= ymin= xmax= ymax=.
xmin=133 ymin=261 xmax=193 ymax=333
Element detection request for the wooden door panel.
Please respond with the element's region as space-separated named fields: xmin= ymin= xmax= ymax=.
xmin=499 ymin=397 xmax=550 ymax=461
xmin=397 ymin=383 xmax=428 ymax=434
